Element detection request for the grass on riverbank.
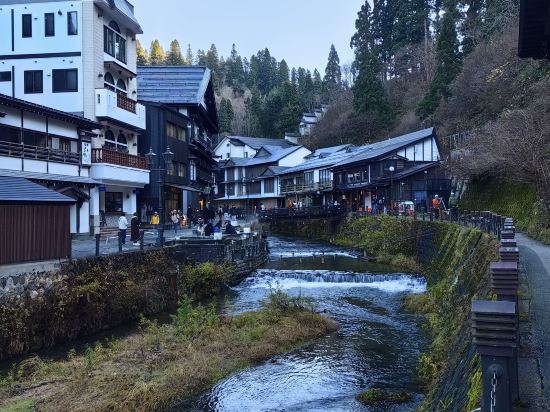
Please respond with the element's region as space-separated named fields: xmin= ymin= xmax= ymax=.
xmin=0 ymin=292 xmax=337 ymax=412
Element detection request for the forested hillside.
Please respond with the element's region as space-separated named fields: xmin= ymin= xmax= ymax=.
xmin=137 ymin=40 xmax=347 ymax=138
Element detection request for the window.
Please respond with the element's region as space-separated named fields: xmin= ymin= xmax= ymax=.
xmin=264 ymin=178 xmax=275 ymax=193
xmin=226 ymin=153 xmax=230 ymax=159
xmin=24 ymin=70 xmax=43 ymax=94
xmin=116 ymin=133 xmax=128 ymax=152
xmin=23 ymin=130 xmax=47 ymax=147
xmin=104 ymin=72 xmax=115 ymax=91
xmin=304 ymin=171 xmax=314 ymax=185
xmin=190 ymin=160 xmax=197 ymax=181
xmin=319 ymin=169 xmax=331 ymax=185
xmin=52 ymin=69 xmax=78 ymax=92
xmin=104 ymin=21 xmax=126 ymax=63
xmin=45 ymin=13 xmax=55 ymax=36
xmin=67 ymin=11 xmax=77 ymax=35
xmin=116 ymin=79 xmax=126 ymax=93
xmin=0 ymin=72 xmax=11 ymax=82
xmin=22 ymin=14 xmax=32 ymax=37
xmin=168 ymin=161 xmax=187 ymax=178
xmin=105 ymin=192 xmax=123 ymax=213
xmin=244 ymin=152 xmax=248 ymax=158
xmin=104 ymin=130 xmax=127 ymax=152
xmin=59 ymin=138 xmax=71 ymax=152
xmin=166 ymin=122 xmax=186 ymax=141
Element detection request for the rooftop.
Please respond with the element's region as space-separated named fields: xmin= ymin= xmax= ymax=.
xmin=137 ymin=66 xmax=212 ymax=106
xmin=226 ymin=136 xmax=296 ymax=150
xmin=0 ymin=176 xmax=75 ymax=204
xmin=223 ymin=145 xmax=304 ymax=168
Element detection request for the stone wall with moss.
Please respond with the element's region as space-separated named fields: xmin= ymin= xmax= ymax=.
xmin=270 ymin=216 xmax=498 ymax=411
xmin=0 ymin=239 xmax=268 ymax=361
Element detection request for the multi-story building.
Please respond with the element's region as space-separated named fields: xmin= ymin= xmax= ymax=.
xmin=137 ymin=66 xmax=219 ymax=210
xmin=218 ymin=144 xmax=311 ymax=210
xmin=0 ymin=0 xmax=149 ymax=233
xmin=0 ymin=93 xmax=100 ymax=234
xmin=214 ymin=136 xmax=296 ymax=160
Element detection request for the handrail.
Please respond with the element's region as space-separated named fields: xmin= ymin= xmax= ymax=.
xmin=92 ymin=147 xmax=148 ymax=170
xmin=0 ymin=140 xmax=79 ymax=164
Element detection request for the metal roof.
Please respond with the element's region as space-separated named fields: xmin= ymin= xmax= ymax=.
xmin=224 ymin=146 xmax=304 ymax=168
xmin=0 ymin=169 xmax=100 ymax=186
xmin=227 ymin=136 xmax=295 ymax=150
xmin=0 ymin=94 xmax=100 ymax=130
xmin=333 ymin=128 xmax=436 ymax=168
xmin=94 ymin=0 xmax=143 ymax=34
xmin=137 ymin=66 xmax=212 ymax=105
xmin=305 ymin=144 xmax=354 ymax=159
xmin=278 ymin=147 xmax=370 ymax=176
xmin=0 ymin=176 xmax=75 ymax=203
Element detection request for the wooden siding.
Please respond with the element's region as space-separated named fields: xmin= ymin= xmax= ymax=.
xmin=0 ymin=204 xmax=71 ymax=265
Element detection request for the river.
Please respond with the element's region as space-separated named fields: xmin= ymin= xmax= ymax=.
xmin=179 ymin=235 xmax=428 ymax=412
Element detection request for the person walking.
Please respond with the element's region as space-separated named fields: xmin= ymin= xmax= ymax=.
xmin=118 ymin=214 xmax=128 ymax=246
xmin=432 ymin=195 xmax=441 ymax=219
xmin=130 ymin=213 xmax=140 ymax=245
xmin=170 ymin=209 xmax=181 ymax=235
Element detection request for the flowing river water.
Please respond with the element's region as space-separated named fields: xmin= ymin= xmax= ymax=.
xmin=179 ymin=235 xmax=428 ymax=412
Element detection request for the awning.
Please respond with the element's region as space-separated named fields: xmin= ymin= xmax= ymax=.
xmin=0 ymin=169 xmax=100 ymax=186
xmin=0 ymin=176 xmax=75 ymax=203
xmin=167 ymin=184 xmax=202 ymax=193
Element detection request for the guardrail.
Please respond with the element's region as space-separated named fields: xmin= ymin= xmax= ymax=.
xmin=258 ymin=206 xmax=345 ymax=222
xmin=0 ymin=140 xmax=80 ymax=164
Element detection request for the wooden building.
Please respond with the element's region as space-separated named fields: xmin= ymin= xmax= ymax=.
xmin=518 ymin=0 xmax=550 ymax=59
xmin=0 ymin=176 xmax=74 ymax=265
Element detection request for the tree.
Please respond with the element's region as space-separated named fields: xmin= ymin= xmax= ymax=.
xmin=461 ymin=0 xmax=482 ymax=55
xmin=218 ymin=98 xmax=234 ymax=134
xmin=136 ymin=39 xmax=148 ymax=66
xmin=351 ymin=1 xmax=393 ymax=123
xmin=278 ymin=59 xmax=290 ymax=85
xmin=196 ymin=49 xmax=207 ymax=65
xmin=323 ymin=44 xmax=342 ymax=102
xmin=225 ymin=44 xmax=245 ymax=91
xmin=149 ymin=40 xmax=165 ymax=65
xmin=165 ymin=39 xmax=185 ymax=65
xmin=416 ymin=0 xmax=461 ymax=118
xmin=185 ymin=44 xmax=194 ymax=65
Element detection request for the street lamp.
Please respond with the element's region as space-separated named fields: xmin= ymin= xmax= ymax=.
xmin=389 ymin=165 xmax=395 ymax=213
xmin=146 ymin=145 xmax=174 ymax=246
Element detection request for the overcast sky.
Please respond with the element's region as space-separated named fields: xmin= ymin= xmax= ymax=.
xmin=131 ymin=0 xmax=366 ymax=73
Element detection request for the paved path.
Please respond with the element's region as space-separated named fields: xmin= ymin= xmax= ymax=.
xmin=517 ymin=233 xmax=550 ymax=410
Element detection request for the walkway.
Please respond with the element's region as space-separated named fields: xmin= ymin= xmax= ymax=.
xmin=517 ymin=233 xmax=550 ymax=410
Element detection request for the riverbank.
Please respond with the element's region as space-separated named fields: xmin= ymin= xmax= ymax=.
xmin=269 ymin=216 xmax=499 ymax=411
xmin=0 ymin=291 xmax=336 ymax=412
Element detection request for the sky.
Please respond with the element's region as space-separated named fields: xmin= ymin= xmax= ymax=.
xmin=131 ymin=0 xmax=366 ymax=73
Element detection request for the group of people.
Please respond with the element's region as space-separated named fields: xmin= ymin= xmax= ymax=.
xmin=117 ymin=213 xmax=142 ymax=246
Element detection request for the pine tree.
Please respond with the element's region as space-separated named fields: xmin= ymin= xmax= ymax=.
xmin=165 ymin=39 xmax=185 ymax=65
xmin=371 ymin=0 xmax=394 ymax=79
xmin=351 ymin=1 xmax=393 ymax=122
xmin=149 ymin=40 xmax=165 ymax=65
xmin=461 ymin=0 xmax=482 ymax=55
xmin=185 ymin=44 xmax=194 ymax=65
xmin=416 ymin=0 xmax=461 ymax=118
xmin=226 ymin=44 xmax=245 ymax=90
xmin=218 ymin=98 xmax=234 ymax=134
xmin=323 ymin=44 xmax=342 ymax=102
xmin=136 ymin=39 xmax=148 ymax=66
xmin=278 ymin=59 xmax=290 ymax=85
xmin=196 ymin=49 xmax=207 ymax=65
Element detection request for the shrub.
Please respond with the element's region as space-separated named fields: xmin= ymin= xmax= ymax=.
xmin=260 ymin=287 xmax=315 ymax=318
xmin=356 ymin=388 xmax=412 ymax=405
xmin=178 ymin=262 xmax=228 ymax=300
xmin=171 ymin=296 xmax=218 ymax=340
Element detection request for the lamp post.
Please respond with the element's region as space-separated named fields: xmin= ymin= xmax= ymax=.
xmin=389 ymin=165 xmax=395 ymax=213
xmin=146 ymin=145 xmax=174 ymax=247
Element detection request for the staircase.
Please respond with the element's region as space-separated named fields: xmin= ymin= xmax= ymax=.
xmin=99 ymin=226 xmax=120 ymax=240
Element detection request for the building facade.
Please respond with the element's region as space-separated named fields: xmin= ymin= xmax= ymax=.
xmin=137 ymin=66 xmax=219 ymax=210
xmin=0 ymin=0 xmax=149 ymax=233
xmin=0 ymin=93 xmax=100 ymax=234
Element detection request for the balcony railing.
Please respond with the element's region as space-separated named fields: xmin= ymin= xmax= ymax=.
xmin=0 ymin=140 xmax=79 ymax=164
xmin=116 ymin=93 xmax=137 ymax=114
xmin=92 ymin=147 xmax=148 ymax=170
xmin=280 ymin=181 xmax=332 ymax=194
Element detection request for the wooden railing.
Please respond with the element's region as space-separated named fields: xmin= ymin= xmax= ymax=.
xmin=280 ymin=181 xmax=332 ymax=194
xmin=92 ymin=147 xmax=148 ymax=170
xmin=116 ymin=93 xmax=137 ymax=114
xmin=0 ymin=140 xmax=79 ymax=164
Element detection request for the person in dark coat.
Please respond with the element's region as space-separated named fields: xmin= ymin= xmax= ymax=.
xmin=130 ymin=213 xmax=140 ymax=245
xmin=187 ymin=204 xmax=194 ymax=227
xmin=204 ymin=222 xmax=214 ymax=237
xmin=225 ymin=221 xmax=237 ymax=235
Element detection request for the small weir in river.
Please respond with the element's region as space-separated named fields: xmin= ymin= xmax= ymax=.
xmin=180 ymin=235 xmax=428 ymax=412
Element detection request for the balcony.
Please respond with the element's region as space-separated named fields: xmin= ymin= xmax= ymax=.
xmin=0 ymin=141 xmax=79 ymax=164
xmin=92 ymin=147 xmax=148 ymax=170
xmin=95 ymin=89 xmax=146 ymax=131
xmin=280 ymin=181 xmax=333 ymax=195
xmin=90 ymin=147 xmax=149 ymax=186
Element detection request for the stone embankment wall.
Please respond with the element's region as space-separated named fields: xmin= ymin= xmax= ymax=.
xmin=0 ymin=237 xmax=268 ymax=360
xmin=269 ymin=216 xmax=498 ymax=411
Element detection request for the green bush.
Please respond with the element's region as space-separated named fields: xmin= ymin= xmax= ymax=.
xmin=356 ymin=388 xmax=412 ymax=405
xmin=260 ymin=287 xmax=315 ymax=318
xmin=0 ymin=400 xmax=35 ymax=412
xmin=178 ymin=262 xmax=228 ymax=300
xmin=171 ymin=296 xmax=218 ymax=340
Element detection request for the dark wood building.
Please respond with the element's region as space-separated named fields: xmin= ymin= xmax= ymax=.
xmin=137 ymin=66 xmax=219 ymax=211
xmin=138 ymin=103 xmax=200 ymax=222
xmin=0 ymin=176 xmax=74 ymax=265
xmin=518 ymin=0 xmax=550 ymax=59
